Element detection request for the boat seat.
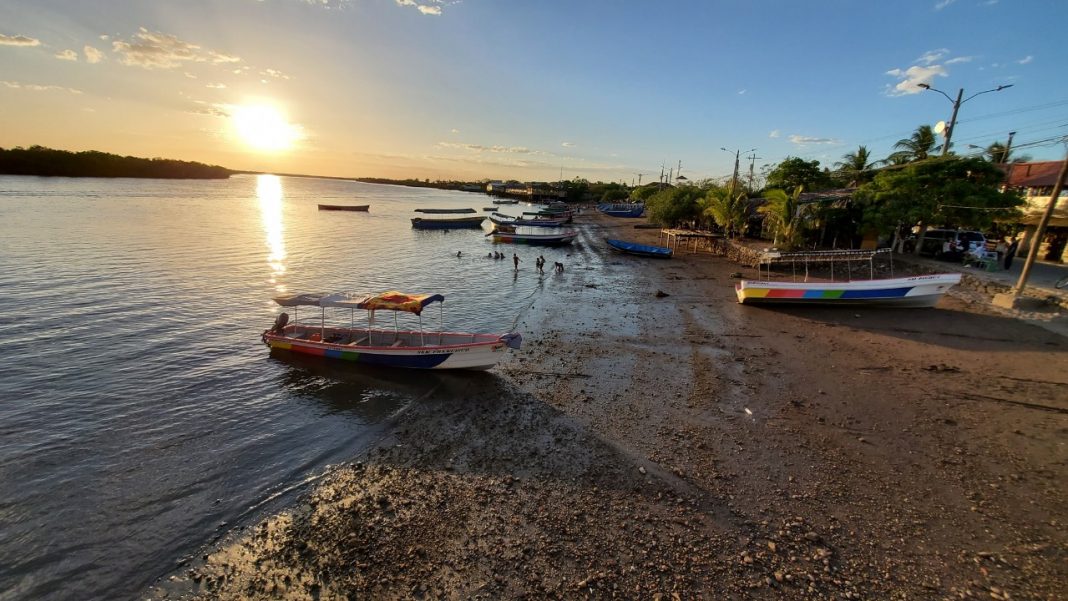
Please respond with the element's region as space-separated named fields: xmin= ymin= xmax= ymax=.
xmin=349 ymin=336 xmax=368 ymax=346
xmin=390 ymin=340 xmax=403 ymax=347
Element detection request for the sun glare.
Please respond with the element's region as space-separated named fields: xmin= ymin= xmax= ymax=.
xmin=231 ymin=104 xmax=301 ymax=152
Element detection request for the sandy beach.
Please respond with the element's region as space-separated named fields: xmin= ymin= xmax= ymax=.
xmin=160 ymin=212 xmax=1067 ymax=600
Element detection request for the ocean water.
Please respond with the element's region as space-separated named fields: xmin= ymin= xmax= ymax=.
xmin=0 ymin=174 xmax=595 ymax=600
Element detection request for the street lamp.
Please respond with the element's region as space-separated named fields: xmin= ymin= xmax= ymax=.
xmin=916 ymin=83 xmax=1013 ymax=156
xmin=721 ymin=147 xmax=755 ymax=189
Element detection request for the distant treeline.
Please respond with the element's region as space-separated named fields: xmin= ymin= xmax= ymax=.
xmin=0 ymin=146 xmax=232 ymax=179
xmin=356 ymin=177 xmax=480 ymax=191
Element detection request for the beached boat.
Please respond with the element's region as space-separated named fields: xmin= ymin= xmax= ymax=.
xmin=489 ymin=212 xmax=570 ymax=228
xmin=262 ymin=291 xmax=522 ymax=370
xmin=605 ymin=238 xmax=673 ymax=259
xmin=736 ymin=274 xmax=962 ymax=307
xmin=492 ymin=199 xmax=520 ymax=205
xmin=414 ymin=208 xmax=477 ymax=214
xmin=482 ymin=207 xmax=498 ymax=211
xmin=318 ymin=204 xmax=369 ymax=211
xmin=491 ymin=230 xmax=577 ymax=246
xmin=411 ymin=216 xmax=485 ymax=229
xmin=597 ymin=203 xmax=645 ymax=218
xmin=735 ymin=249 xmax=961 ymax=307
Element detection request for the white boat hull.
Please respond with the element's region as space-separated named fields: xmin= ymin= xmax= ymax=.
xmin=735 ymin=273 xmax=962 ymax=307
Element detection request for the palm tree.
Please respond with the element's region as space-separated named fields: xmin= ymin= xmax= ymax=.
xmin=702 ymin=186 xmax=749 ymax=238
xmin=834 ymin=145 xmax=878 ymax=186
xmin=984 ymin=141 xmax=1031 ymax=164
xmin=887 ymin=125 xmax=939 ymax=164
xmin=759 ymin=185 xmax=806 ymax=250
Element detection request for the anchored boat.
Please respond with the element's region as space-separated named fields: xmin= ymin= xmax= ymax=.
xmin=262 ymin=291 xmax=522 ymax=370
xmin=318 ymin=204 xmax=369 ymax=211
xmin=491 ymin=229 xmax=578 ymax=246
xmin=597 ymin=203 xmax=645 ymax=218
xmin=605 ymin=238 xmax=673 ymax=259
xmin=411 ymin=216 xmax=485 ymax=229
xmin=489 ymin=212 xmax=570 ymax=228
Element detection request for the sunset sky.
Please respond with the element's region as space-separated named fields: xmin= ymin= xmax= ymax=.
xmin=1 ymin=0 xmax=1066 ymax=183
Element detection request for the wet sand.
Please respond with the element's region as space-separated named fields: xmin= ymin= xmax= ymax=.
xmin=163 ymin=213 xmax=1067 ymax=600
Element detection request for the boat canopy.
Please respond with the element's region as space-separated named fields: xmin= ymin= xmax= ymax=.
xmin=273 ymin=291 xmax=444 ymax=315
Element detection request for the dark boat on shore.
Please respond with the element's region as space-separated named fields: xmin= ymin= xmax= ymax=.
xmin=598 ymin=203 xmax=645 ymax=218
xmin=414 ymin=208 xmax=477 ymax=214
xmin=605 ymin=238 xmax=673 ymax=259
xmin=411 ymin=216 xmax=485 ymax=230
xmin=318 ymin=204 xmax=369 ymax=211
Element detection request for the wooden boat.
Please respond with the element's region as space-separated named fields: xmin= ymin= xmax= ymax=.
xmin=262 ymin=291 xmax=522 ymax=370
xmin=605 ymin=238 xmax=673 ymax=259
xmin=318 ymin=204 xmax=369 ymax=211
xmin=482 ymin=207 xmax=498 ymax=211
xmin=411 ymin=216 xmax=485 ymax=229
xmin=597 ymin=203 xmax=644 ymax=218
xmin=736 ymin=249 xmax=960 ymax=307
xmin=489 ymin=212 xmax=569 ymax=228
xmin=522 ymin=210 xmax=573 ymax=223
xmin=414 ymin=208 xmax=476 ymax=214
xmin=491 ymin=230 xmax=577 ymax=246
xmin=492 ymin=199 xmax=520 ymax=204
xmin=736 ymin=274 xmax=961 ymax=307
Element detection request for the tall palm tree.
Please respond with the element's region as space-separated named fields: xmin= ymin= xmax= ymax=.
xmin=759 ymin=185 xmax=806 ymax=250
xmin=984 ymin=141 xmax=1031 ymax=164
xmin=887 ymin=125 xmax=939 ymax=164
xmin=702 ymin=186 xmax=749 ymax=238
xmin=834 ymin=145 xmax=878 ymax=186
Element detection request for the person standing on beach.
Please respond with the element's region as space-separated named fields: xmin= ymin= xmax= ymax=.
xmin=1004 ymin=237 xmax=1020 ymax=270
xmin=513 ymin=253 xmax=520 ymax=271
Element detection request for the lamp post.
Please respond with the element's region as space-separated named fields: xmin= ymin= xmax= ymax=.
xmin=721 ymin=147 xmax=755 ymax=191
xmin=917 ymin=83 xmax=1013 ymax=156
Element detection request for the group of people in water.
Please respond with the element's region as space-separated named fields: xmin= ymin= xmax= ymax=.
xmin=467 ymin=250 xmax=564 ymax=273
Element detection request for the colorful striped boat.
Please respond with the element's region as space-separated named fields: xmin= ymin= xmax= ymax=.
xmin=735 ymin=273 xmax=962 ymax=307
xmin=411 ymin=216 xmax=485 ymax=229
xmin=262 ymin=291 xmax=522 ymax=370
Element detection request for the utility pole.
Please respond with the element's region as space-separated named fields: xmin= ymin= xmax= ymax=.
xmin=747 ymin=152 xmax=762 ymax=192
xmin=995 ymin=145 xmax=1068 ymax=308
xmin=1003 ymin=131 xmax=1017 ymax=162
xmin=722 ymin=147 xmax=755 ymax=192
xmin=677 ymin=160 xmax=682 ymax=180
xmin=636 ymin=173 xmax=642 ymax=186
xmin=918 ymin=83 xmax=1012 ymax=157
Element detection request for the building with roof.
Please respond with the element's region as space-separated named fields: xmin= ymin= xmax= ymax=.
xmin=1001 ymin=161 xmax=1067 ymax=262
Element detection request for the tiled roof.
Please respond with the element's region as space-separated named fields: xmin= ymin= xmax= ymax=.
xmin=1003 ymin=161 xmax=1064 ymax=187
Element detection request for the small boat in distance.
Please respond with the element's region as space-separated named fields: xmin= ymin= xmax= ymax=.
xmin=482 ymin=207 xmax=498 ymax=211
xmin=605 ymin=238 xmax=673 ymax=259
xmin=318 ymin=204 xmax=369 ymax=211
xmin=262 ymin=291 xmax=522 ymax=370
xmin=597 ymin=203 xmax=645 ymax=218
xmin=411 ymin=216 xmax=485 ymax=229
xmin=492 ymin=199 xmax=520 ymax=204
xmin=491 ymin=229 xmax=578 ymax=246
xmin=414 ymin=208 xmax=477 ymax=214
xmin=489 ymin=212 xmax=570 ymax=228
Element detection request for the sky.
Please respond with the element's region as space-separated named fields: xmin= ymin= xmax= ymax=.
xmin=1 ymin=0 xmax=1066 ymax=183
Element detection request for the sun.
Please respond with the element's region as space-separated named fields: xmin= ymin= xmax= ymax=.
xmin=230 ymin=104 xmax=301 ymax=152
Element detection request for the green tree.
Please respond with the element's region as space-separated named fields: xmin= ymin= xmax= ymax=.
xmin=853 ymin=157 xmax=1023 ymax=252
xmin=886 ymin=125 xmax=939 ymax=164
xmin=765 ymin=157 xmax=831 ymax=192
xmin=601 ymin=188 xmax=629 ymax=202
xmin=700 ymin=185 xmax=749 ymax=238
xmin=759 ymin=185 xmax=806 ymax=250
xmin=834 ymin=145 xmax=879 ymax=187
xmin=630 ymin=184 xmax=660 ymax=202
xmin=983 ymin=141 xmax=1031 ymax=164
xmin=645 ymin=185 xmax=706 ymax=227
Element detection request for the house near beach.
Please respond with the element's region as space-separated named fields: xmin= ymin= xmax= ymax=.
xmin=1001 ymin=161 xmax=1068 ymax=262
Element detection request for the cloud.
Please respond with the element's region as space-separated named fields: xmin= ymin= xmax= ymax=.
xmin=769 ymin=129 xmax=780 ymax=138
xmin=189 ymin=99 xmax=230 ymax=118
xmin=737 ymin=89 xmax=746 ymax=95
xmin=111 ymin=28 xmax=241 ymax=69
xmin=561 ymin=141 xmax=574 ymax=148
xmin=916 ymin=48 xmax=949 ymax=65
xmin=84 ymin=45 xmax=104 ymax=63
xmin=0 ymin=34 xmax=40 ymax=47
xmin=885 ymin=64 xmax=947 ymax=95
xmin=396 ymin=0 xmax=444 ymax=15
xmin=1017 ymin=55 xmax=1033 ymax=64
xmin=945 ymin=56 xmax=973 ymax=64
xmin=789 ymin=135 xmax=839 ymax=145
xmin=206 ymin=83 xmax=226 ymax=89
xmin=55 ymin=49 xmax=78 ymax=61
xmin=1 ymin=80 xmax=82 ymax=94
xmin=934 ymin=0 xmax=956 ymax=9
xmin=437 ymin=142 xmax=536 ymax=154
xmin=450 ymin=128 xmax=459 ymax=134
xmin=260 ymin=68 xmax=290 ymax=80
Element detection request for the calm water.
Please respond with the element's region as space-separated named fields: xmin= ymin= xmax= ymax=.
xmin=0 ymin=174 xmax=596 ymax=600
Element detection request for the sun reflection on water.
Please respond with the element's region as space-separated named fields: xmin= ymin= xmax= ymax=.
xmin=257 ymin=174 xmax=287 ymax=291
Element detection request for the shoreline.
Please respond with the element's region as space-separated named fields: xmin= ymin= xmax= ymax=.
xmin=157 ymin=212 xmax=1067 ymax=600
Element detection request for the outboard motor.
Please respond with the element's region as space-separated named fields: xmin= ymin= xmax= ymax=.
xmin=271 ymin=312 xmax=289 ymax=334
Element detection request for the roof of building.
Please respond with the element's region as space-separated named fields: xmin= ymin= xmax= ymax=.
xmin=1002 ymin=161 xmax=1064 ymax=188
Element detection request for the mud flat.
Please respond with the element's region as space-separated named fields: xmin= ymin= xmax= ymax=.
xmin=160 ymin=213 xmax=1067 ymax=600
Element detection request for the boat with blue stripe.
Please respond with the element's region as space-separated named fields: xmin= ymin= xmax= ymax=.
xmin=605 ymin=238 xmax=673 ymax=259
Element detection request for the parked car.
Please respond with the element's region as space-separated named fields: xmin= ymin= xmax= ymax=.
xmin=903 ymin=229 xmax=987 ymax=261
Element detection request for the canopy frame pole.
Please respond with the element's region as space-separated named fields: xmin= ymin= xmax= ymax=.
xmin=368 ymin=310 xmax=374 ymax=346
xmin=440 ymin=304 xmax=444 ymax=345
xmin=419 ymin=314 xmax=424 ymax=346
xmin=320 ymin=307 xmax=325 ymax=341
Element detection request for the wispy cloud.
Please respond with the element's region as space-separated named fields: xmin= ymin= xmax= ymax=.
xmin=1017 ymin=55 xmax=1033 ymax=65
xmin=769 ymin=129 xmax=780 ymax=139
xmin=885 ymin=64 xmax=948 ymax=95
xmin=396 ymin=0 xmax=444 ymax=15
xmin=188 ymin=99 xmax=230 ymax=118
xmin=111 ymin=28 xmax=241 ymax=69
xmin=260 ymin=68 xmax=290 ymax=80
xmin=450 ymin=128 xmax=460 ymax=134
xmin=0 ymin=34 xmax=40 ymax=47
xmin=945 ymin=56 xmax=973 ymax=64
xmin=916 ymin=48 xmax=949 ymax=65
xmin=84 ymin=45 xmax=104 ymax=63
xmin=437 ymin=142 xmax=537 ymax=154
xmin=55 ymin=49 xmax=78 ymax=61
xmin=789 ymin=134 xmax=839 ymax=145
xmin=934 ymin=0 xmax=956 ymax=10
xmin=205 ymin=83 xmax=227 ymax=89
xmin=1 ymin=80 xmax=82 ymax=94
xmin=737 ymin=89 xmax=747 ymax=95
xmin=561 ymin=141 xmax=574 ymax=148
